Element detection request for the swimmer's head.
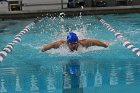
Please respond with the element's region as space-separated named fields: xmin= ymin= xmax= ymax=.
xmin=67 ymin=32 xmax=78 ymax=43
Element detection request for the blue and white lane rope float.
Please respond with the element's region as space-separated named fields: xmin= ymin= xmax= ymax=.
xmin=0 ymin=22 xmax=35 ymax=63
xmin=95 ymin=15 xmax=140 ymax=57
xmin=0 ymin=14 xmax=60 ymax=63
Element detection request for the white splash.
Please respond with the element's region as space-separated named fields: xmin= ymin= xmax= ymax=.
xmin=45 ymin=44 xmax=106 ymax=56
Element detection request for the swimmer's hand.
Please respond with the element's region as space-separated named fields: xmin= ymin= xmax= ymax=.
xmin=41 ymin=46 xmax=46 ymax=52
xmin=104 ymin=41 xmax=109 ymax=48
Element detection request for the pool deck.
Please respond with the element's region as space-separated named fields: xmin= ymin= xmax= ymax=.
xmin=0 ymin=5 xmax=140 ymax=19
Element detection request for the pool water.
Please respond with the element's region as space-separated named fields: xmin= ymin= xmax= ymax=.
xmin=0 ymin=13 xmax=140 ymax=93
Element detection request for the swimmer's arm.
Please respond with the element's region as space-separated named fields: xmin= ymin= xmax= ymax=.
xmin=80 ymin=39 xmax=109 ymax=48
xmin=41 ymin=40 xmax=66 ymax=52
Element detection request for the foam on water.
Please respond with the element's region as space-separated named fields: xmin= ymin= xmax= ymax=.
xmin=44 ymin=44 xmax=106 ymax=57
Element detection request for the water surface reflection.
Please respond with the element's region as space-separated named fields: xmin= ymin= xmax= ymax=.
xmin=0 ymin=59 xmax=140 ymax=93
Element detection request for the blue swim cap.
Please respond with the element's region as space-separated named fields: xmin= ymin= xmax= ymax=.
xmin=67 ymin=32 xmax=78 ymax=43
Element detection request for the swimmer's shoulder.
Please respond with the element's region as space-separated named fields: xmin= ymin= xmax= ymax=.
xmin=57 ymin=40 xmax=67 ymax=45
xmin=79 ymin=39 xmax=87 ymax=42
xmin=78 ymin=39 xmax=88 ymax=46
xmin=78 ymin=39 xmax=96 ymax=47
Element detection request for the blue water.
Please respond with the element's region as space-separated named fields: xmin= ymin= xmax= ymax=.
xmin=0 ymin=13 xmax=140 ymax=93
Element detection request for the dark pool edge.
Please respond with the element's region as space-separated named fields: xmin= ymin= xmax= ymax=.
xmin=0 ymin=6 xmax=140 ymax=20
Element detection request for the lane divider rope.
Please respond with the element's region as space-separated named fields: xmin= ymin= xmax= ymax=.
xmin=0 ymin=18 xmax=41 ymax=63
xmin=95 ymin=15 xmax=140 ymax=57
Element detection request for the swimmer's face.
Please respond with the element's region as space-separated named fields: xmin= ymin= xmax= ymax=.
xmin=67 ymin=42 xmax=79 ymax=51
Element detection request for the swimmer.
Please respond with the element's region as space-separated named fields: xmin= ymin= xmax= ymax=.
xmin=41 ymin=32 xmax=109 ymax=52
